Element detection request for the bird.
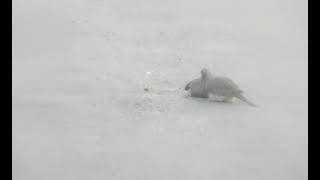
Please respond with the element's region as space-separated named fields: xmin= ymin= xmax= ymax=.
xmin=185 ymin=68 xmax=257 ymax=107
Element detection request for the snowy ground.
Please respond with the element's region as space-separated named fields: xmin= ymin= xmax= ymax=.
xmin=13 ymin=0 xmax=307 ymax=179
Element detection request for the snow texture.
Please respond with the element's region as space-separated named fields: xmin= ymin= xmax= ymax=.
xmin=13 ymin=0 xmax=307 ymax=180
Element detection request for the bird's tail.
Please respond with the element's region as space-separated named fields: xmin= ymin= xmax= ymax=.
xmin=185 ymin=82 xmax=191 ymax=90
xmin=235 ymin=93 xmax=257 ymax=107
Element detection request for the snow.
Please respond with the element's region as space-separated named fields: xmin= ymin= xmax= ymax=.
xmin=13 ymin=0 xmax=307 ymax=179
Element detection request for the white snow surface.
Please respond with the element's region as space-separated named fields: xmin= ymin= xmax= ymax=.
xmin=13 ymin=0 xmax=307 ymax=179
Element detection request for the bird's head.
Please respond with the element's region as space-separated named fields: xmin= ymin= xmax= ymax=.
xmin=200 ymin=68 xmax=212 ymax=79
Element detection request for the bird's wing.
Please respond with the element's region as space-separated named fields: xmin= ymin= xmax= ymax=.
xmin=216 ymin=77 xmax=238 ymax=88
xmin=209 ymin=77 xmax=241 ymax=95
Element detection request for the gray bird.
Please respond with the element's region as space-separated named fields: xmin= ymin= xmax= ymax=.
xmin=185 ymin=68 xmax=257 ymax=107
